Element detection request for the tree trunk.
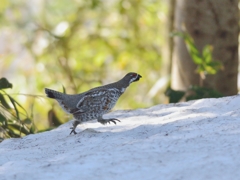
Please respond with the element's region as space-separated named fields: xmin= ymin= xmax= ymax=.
xmin=171 ymin=0 xmax=239 ymax=96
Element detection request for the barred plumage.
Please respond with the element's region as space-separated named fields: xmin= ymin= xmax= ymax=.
xmin=45 ymin=72 xmax=142 ymax=134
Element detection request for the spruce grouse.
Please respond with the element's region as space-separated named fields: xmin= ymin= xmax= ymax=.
xmin=45 ymin=72 xmax=142 ymax=134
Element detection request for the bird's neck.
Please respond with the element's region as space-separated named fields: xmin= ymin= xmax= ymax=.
xmin=117 ymin=79 xmax=130 ymax=88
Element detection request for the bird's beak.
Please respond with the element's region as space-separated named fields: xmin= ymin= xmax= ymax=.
xmin=134 ymin=74 xmax=142 ymax=82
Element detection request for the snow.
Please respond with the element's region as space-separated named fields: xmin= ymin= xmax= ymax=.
xmin=1 ymin=95 xmax=240 ymax=180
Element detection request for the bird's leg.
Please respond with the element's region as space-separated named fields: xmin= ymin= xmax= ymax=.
xmin=70 ymin=120 xmax=81 ymax=135
xmin=97 ymin=116 xmax=121 ymax=125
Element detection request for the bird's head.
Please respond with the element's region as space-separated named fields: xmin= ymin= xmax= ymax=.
xmin=123 ymin=72 xmax=142 ymax=85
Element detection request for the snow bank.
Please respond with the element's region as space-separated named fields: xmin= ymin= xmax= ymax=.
xmin=1 ymin=95 xmax=240 ymax=180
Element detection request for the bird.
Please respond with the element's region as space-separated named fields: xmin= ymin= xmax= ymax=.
xmin=45 ymin=72 xmax=142 ymax=135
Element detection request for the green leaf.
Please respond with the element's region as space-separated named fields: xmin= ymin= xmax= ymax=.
xmin=0 ymin=113 xmax=6 ymax=123
xmin=0 ymin=93 xmax=11 ymax=109
xmin=0 ymin=104 xmax=13 ymax=120
xmin=7 ymin=95 xmax=19 ymax=119
xmin=205 ymin=66 xmax=216 ymax=74
xmin=62 ymin=84 xmax=66 ymax=94
xmin=7 ymin=123 xmax=31 ymax=136
xmin=202 ymin=45 xmax=213 ymax=63
xmin=0 ymin=78 xmax=12 ymax=90
xmin=205 ymin=61 xmax=223 ymax=75
xmin=208 ymin=61 xmax=222 ymax=68
xmin=7 ymin=94 xmax=28 ymax=118
xmin=174 ymin=31 xmax=223 ymax=77
xmin=191 ymin=53 xmax=203 ymax=65
xmin=174 ymin=32 xmax=203 ymax=64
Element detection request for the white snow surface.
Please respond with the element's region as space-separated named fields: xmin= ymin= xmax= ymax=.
xmin=1 ymin=95 xmax=240 ymax=180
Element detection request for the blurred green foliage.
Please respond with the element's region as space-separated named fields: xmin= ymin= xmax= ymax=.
xmin=165 ymin=87 xmax=185 ymax=103
xmin=0 ymin=0 xmax=169 ymax=135
xmin=165 ymin=86 xmax=223 ymax=103
xmin=173 ymin=32 xmax=223 ymax=81
xmin=186 ymin=85 xmax=223 ymax=101
xmin=166 ymin=32 xmax=224 ymax=103
xmin=0 ymin=78 xmax=34 ymax=141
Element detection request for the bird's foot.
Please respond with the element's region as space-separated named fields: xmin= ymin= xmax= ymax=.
xmin=98 ymin=118 xmax=121 ymax=125
xmin=70 ymin=127 xmax=77 ymax=135
xmin=69 ymin=120 xmax=81 ymax=135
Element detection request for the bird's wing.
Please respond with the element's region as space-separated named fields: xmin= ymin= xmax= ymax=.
xmin=70 ymin=88 xmax=119 ymax=114
xmin=55 ymin=94 xmax=81 ymax=114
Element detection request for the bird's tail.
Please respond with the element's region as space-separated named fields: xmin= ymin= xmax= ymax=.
xmin=45 ymin=88 xmax=64 ymax=100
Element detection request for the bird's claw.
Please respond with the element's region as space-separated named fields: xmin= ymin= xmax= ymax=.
xmin=109 ymin=118 xmax=121 ymax=124
xmin=70 ymin=127 xmax=77 ymax=135
xmin=100 ymin=118 xmax=121 ymax=125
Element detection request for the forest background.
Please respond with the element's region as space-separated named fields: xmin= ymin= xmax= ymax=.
xmin=0 ymin=0 xmax=239 ymax=139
